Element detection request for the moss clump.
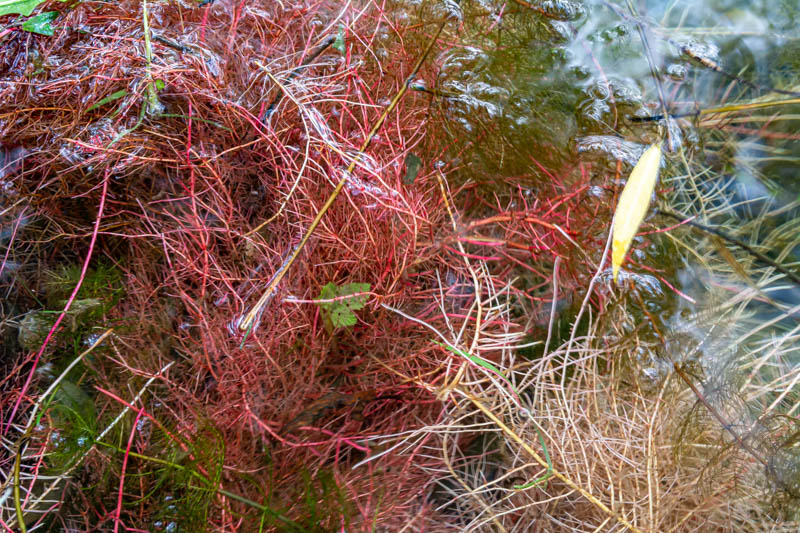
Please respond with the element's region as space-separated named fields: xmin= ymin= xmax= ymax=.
xmin=16 ymin=262 xmax=123 ymax=352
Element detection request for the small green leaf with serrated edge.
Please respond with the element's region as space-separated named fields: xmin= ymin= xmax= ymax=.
xmin=20 ymin=10 xmax=57 ymax=35
xmin=330 ymin=305 xmax=357 ymax=328
xmin=315 ymin=282 xmax=370 ymax=329
xmin=318 ymin=282 xmax=337 ymax=302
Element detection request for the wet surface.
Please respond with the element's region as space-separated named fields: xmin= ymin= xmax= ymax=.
xmin=2 ymin=0 xmax=800 ymax=527
xmin=393 ymin=0 xmax=800 ymax=487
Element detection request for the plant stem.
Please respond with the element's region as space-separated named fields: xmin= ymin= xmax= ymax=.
xmin=14 ymin=442 xmax=26 ymax=533
xmin=141 ymin=0 xmax=160 ymax=115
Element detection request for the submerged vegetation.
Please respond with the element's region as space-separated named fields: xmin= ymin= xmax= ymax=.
xmin=2 ymin=0 xmax=800 ymax=531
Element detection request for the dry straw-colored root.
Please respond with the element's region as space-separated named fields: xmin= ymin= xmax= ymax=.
xmin=374 ymin=258 xmax=800 ymax=531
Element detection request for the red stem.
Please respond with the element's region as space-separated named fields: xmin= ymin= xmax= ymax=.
xmin=114 ymin=407 xmax=145 ymax=533
xmin=3 ymin=170 xmax=110 ymax=436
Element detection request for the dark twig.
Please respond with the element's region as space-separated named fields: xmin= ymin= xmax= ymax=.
xmin=411 ymin=84 xmax=460 ymax=99
xmin=630 ymin=96 xmax=800 ymax=123
xmin=153 ymin=34 xmax=197 ymax=55
xmin=657 ymin=208 xmax=800 ymax=286
xmin=629 ymin=110 xmax=701 ymax=123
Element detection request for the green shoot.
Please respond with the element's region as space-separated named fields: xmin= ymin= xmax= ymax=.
xmin=433 ymin=340 xmax=521 ymax=403
xmin=512 ymin=429 xmax=553 ymax=490
xmin=140 ymin=0 xmax=162 ymax=116
xmin=87 ymin=89 xmax=128 ymax=112
xmin=332 ymin=23 xmax=346 ymax=54
xmin=433 ymin=341 xmax=553 ymax=489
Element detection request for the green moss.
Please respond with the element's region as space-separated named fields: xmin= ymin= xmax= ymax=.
xmin=44 ymin=262 xmax=124 ymax=309
xmin=17 ymin=262 xmax=124 ymax=358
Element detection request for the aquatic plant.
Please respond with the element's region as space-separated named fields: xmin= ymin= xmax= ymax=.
xmin=2 ymin=0 xmax=800 ymax=531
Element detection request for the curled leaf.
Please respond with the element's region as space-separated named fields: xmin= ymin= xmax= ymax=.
xmin=611 ymin=142 xmax=663 ymax=282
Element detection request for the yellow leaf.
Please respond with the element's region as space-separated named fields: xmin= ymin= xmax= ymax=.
xmin=612 ymin=142 xmax=663 ymax=282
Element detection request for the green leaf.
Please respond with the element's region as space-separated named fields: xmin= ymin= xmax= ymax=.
xmin=403 ymin=152 xmax=422 ymax=185
xmin=330 ymin=305 xmax=357 ymax=328
xmin=0 ymin=0 xmax=45 ymax=16
xmin=318 ymin=282 xmax=337 ymax=302
xmin=87 ymin=89 xmax=128 ymax=111
xmin=332 ymin=23 xmax=345 ymax=54
xmin=332 ymin=283 xmax=370 ymax=309
xmin=154 ymin=78 xmax=166 ymax=91
xmin=20 ymin=10 xmax=56 ymax=35
xmin=315 ymin=282 xmax=371 ymax=329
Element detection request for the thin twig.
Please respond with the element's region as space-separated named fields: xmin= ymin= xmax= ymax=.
xmin=657 ymin=208 xmax=800 ymax=286
xmin=262 ymin=35 xmax=337 ymax=123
